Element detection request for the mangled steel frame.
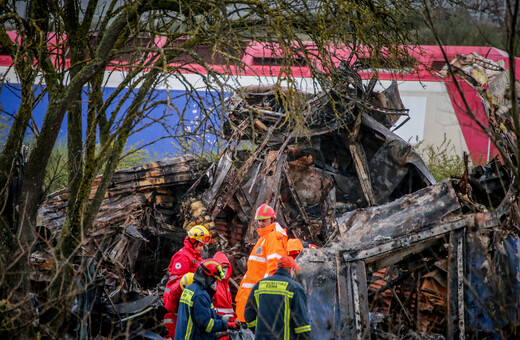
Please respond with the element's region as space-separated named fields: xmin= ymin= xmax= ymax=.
xmin=189 ymin=62 xmax=434 ymax=254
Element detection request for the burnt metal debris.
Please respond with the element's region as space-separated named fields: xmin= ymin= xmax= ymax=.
xmin=35 ymin=56 xmax=520 ymax=339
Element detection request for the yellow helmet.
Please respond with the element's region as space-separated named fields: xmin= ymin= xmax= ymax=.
xmin=180 ymin=272 xmax=195 ymax=290
xmin=187 ymin=225 xmax=211 ymax=244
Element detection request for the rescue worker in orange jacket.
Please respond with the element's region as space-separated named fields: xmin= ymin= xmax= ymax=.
xmin=287 ymin=239 xmax=304 ymax=260
xmin=235 ymin=204 xmax=288 ymax=322
xmin=163 ymin=225 xmax=211 ymax=338
xmin=287 ymin=239 xmax=317 ymax=260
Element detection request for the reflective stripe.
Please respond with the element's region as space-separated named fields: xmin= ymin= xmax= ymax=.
xmin=180 ymin=289 xmax=194 ymax=307
xmin=216 ymin=307 xmax=235 ymax=314
xmin=170 ymin=275 xmax=178 ymax=281
xmin=241 ymin=282 xmax=255 ymax=288
xmin=249 ymin=255 xmax=267 ymax=263
xmin=284 ymin=295 xmax=290 ymax=340
xmin=165 ymin=288 xmax=171 ymax=293
xmin=206 ymin=318 xmax=214 ymax=332
xmin=294 ymin=325 xmax=311 ymax=333
xmin=275 ymin=222 xmax=287 ymax=236
xmin=266 ymin=253 xmax=282 ymax=260
xmin=164 ymin=319 xmax=174 ymax=324
xmin=180 ymin=298 xmax=193 ymax=307
xmin=247 ymin=319 xmax=257 ymax=328
xmin=185 ymin=315 xmax=193 ymax=340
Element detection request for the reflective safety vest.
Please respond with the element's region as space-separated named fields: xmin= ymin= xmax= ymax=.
xmin=235 ymin=222 xmax=287 ymax=321
xmin=174 ymin=282 xmax=227 ymax=340
xmin=244 ymin=268 xmax=311 ymax=340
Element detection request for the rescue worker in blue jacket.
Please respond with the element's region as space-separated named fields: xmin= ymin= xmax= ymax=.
xmin=175 ymin=259 xmax=238 ymax=340
xmin=244 ymin=255 xmax=311 ymax=339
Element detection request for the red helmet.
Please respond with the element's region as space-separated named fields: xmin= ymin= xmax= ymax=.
xmin=199 ymin=259 xmax=225 ymax=280
xmin=255 ymin=204 xmax=276 ymax=220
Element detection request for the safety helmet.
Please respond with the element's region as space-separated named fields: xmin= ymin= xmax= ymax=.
xmin=180 ymin=272 xmax=194 ymax=290
xmin=277 ymin=255 xmax=300 ymax=270
xmin=187 ymin=225 xmax=211 ymax=244
xmin=287 ymin=239 xmax=304 ymax=258
xmin=199 ymin=259 xmax=225 ymax=280
xmin=255 ymin=204 xmax=276 ymax=220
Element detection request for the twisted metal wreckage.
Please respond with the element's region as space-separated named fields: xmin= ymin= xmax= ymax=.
xmin=37 ymin=57 xmax=520 ymax=339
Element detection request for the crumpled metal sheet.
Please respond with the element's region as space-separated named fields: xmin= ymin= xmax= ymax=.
xmin=336 ymin=181 xmax=460 ymax=259
xmin=105 ymin=291 xmax=160 ymax=315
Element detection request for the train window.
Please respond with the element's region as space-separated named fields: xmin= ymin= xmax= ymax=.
xmin=253 ymin=57 xmax=307 ymax=67
xmin=171 ymin=41 xmax=247 ymax=66
xmin=430 ymin=60 xmax=447 ymax=71
xmin=0 ymin=46 xmax=9 ymax=56
xmin=113 ymin=36 xmax=155 ymax=63
xmin=357 ymin=57 xmax=411 ymax=70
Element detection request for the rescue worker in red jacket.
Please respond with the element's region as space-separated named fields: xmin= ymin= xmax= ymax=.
xmin=244 ymin=256 xmax=311 ymax=339
xmin=235 ymin=204 xmax=288 ymax=322
xmin=213 ymin=251 xmax=236 ymax=319
xmin=163 ymin=272 xmax=194 ymax=337
xmin=175 ymin=259 xmax=238 ymax=340
xmin=163 ymin=225 xmax=211 ymax=337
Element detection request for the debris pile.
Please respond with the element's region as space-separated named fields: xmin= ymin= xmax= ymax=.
xmin=36 ymin=157 xmax=208 ymax=336
xmin=34 ymin=56 xmax=520 ymax=339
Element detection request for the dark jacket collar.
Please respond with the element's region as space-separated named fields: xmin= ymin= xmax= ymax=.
xmin=273 ymin=267 xmax=291 ymax=278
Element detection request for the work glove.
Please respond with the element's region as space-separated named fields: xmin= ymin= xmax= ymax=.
xmin=227 ymin=321 xmax=239 ymax=329
xmin=222 ymin=315 xmax=234 ymax=322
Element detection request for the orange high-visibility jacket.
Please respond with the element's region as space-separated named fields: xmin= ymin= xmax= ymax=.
xmin=235 ymin=222 xmax=287 ymax=321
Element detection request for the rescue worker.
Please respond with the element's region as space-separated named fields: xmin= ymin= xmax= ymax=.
xmin=163 ymin=273 xmax=194 ymax=338
xmin=235 ymin=204 xmax=288 ymax=322
xmin=213 ymin=251 xmax=236 ymax=319
xmin=175 ymin=259 xmax=238 ymax=340
xmin=287 ymin=239 xmax=317 ymax=260
xmin=164 ymin=225 xmax=211 ymax=337
xmin=287 ymin=239 xmax=304 ymax=260
xmin=244 ymin=256 xmax=311 ymax=339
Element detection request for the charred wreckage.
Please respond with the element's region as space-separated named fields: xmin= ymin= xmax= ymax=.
xmin=36 ymin=56 xmax=520 ymax=339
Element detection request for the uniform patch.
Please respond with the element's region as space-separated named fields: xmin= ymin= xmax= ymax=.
xmin=255 ymin=246 xmax=263 ymax=255
xmin=175 ymin=263 xmax=182 ymax=270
